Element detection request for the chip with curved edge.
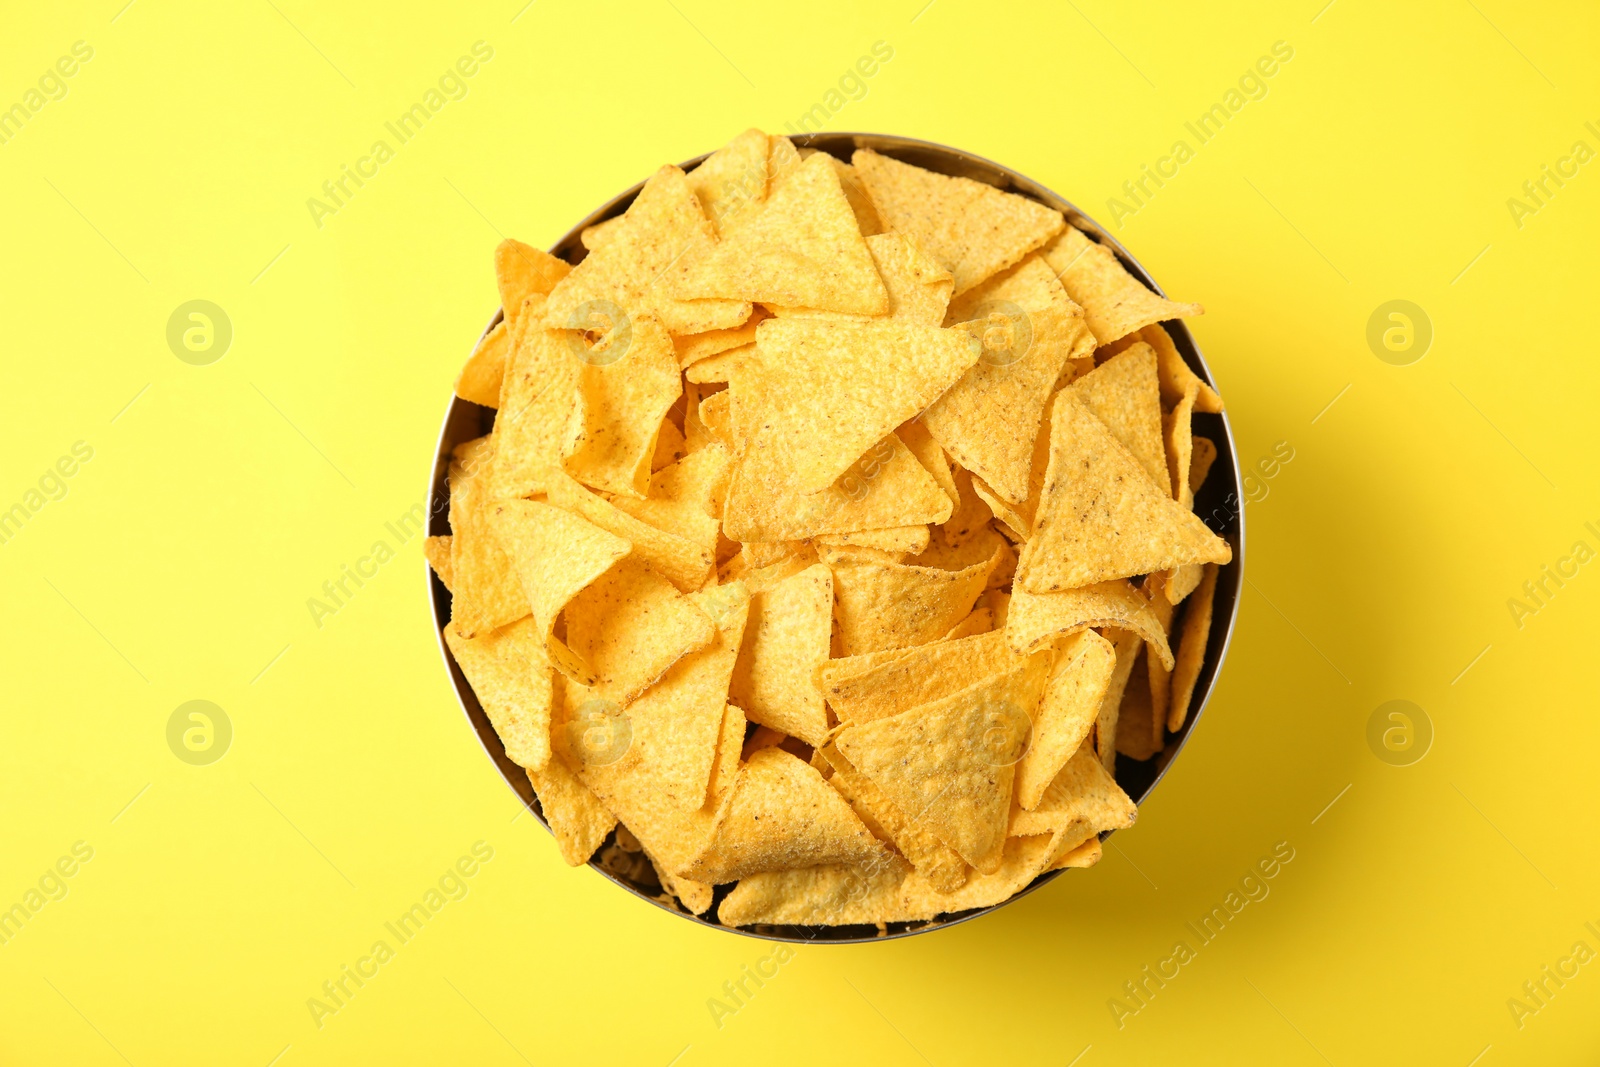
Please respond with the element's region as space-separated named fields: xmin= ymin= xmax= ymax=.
xmin=455 ymin=318 xmax=509 ymax=407
xmin=685 ymin=127 xmax=769 ymax=237
xmin=830 ymin=535 xmax=1001 ymax=656
xmin=424 ymin=534 xmax=454 ymax=593
xmin=1037 ymin=226 xmax=1203 ymax=346
xmin=1014 ymin=630 xmax=1117 ymax=810
xmin=1167 ymin=562 xmax=1218 ymax=733
xmin=673 ymin=308 xmax=763 ymax=369
xmin=1005 ymin=579 xmax=1174 ymax=670
xmin=815 ymin=525 xmax=930 ymax=556
xmin=683 ymin=341 xmax=753 ymax=384
xmin=495 ymin=237 xmax=572 ymax=318
xmin=1095 ymin=628 xmax=1145 ymax=771
xmin=729 ymin=562 xmax=833 ymax=746
xmin=1068 ymin=342 xmax=1170 ymax=495
xmin=1105 ymin=323 xmax=1223 ymax=413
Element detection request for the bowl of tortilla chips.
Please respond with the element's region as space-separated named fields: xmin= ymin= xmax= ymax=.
xmin=427 ymin=129 xmax=1243 ymax=942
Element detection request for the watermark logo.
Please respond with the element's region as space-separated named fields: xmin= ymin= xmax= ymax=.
xmin=978 ymin=698 xmax=1032 ymax=767
xmin=0 ymin=841 xmax=94 ymax=948
xmin=167 ymin=700 xmax=232 ymax=766
xmin=783 ymin=41 xmax=894 ymax=138
xmin=567 ymin=699 xmax=631 ymax=766
xmin=564 ymin=300 xmax=632 ymax=366
xmin=0 ymin=440 xmax=94 ymax=548
xmin=1365 ymin=300 xmax=1431 ymax=366
xmin=966 ymin=301 xmax=1033 ymax=367
xmin=167 ymin=300 xmax=232 ymax=366
xmin=1365 ymin=700 xmax=1431 ymax=766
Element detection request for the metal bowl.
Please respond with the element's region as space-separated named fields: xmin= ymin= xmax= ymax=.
xmin=427 ymin=132 xmax=1245 ymax=943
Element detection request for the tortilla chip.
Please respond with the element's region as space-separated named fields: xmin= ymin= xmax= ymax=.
xmin=684 ymin=341 xmax=752 ymax=384
xmin=816 ymin=525 xmax=930 ymax=556
xmin=818 ymin=742 xmax=967 ymax=892
xmin=1167 ymin=563 xmax=1218 ymax=732
xmin=1038 ymin=227 xmax=1202 ymax=345
xmin=835 ymin=661 xmax=1048 ymax=872
xmin=830 ymin=536 xmax=1000 ymax=656
xmin=646 ymin=846 xmax=716 ymax=914
xmin=684 ymin=748 xmax=886 ymax=881
xmin=1167 ymin=381 xmax=1198 ymax=509
xmin=1143 ymin=575 xmax=1177 ymax=731
xmin=728 ymin=562 xmax=833 ymax=745
xmin=456 ymin=319 xmax=510 ymax=408
xmin=525 ymin=755 xmax=615 ymax=866
xmin=1050 ymin=833 xmax=1103 ymax=870
xmin=674 ymin=309 xmax=763 ymax=369
xmin=610 ymin=444 xmax=730 ymax=558
xmin=822 ymin=630 xmax=1039 ymax=724
xmin=651 ymin=416 xmax=686 ymax=472
xmin=685 ymin=127 xmax=769 ymax=237
xmin=1005 ymin=580 xmax=1174 ymax=669
xmin=766 ymin=231 xmax=953 ymax=326
xmin=1017 ymin=392 xmax=1231 ymax=592
xmin=562 ymin=313 xmax=682 ymax=499
xmin=542 ymin=165 xmax=750 ymax=337
xmin=1095 ymin=628 xmax=1144 ymax=772
xmin=1012 ymin=744 xmax=1137 ymax=836
xmin=697 ymin=388 xmax=734 ymax=452
xmin=579 ymin=216 xmax=624 ymax=252
xmin=924 ymin=257 xmax=1089 ymax=504
xmin=1015 ymin=630 xmax=1117 ymax=810
xmin=1124 ymin=323 xmax=1223 ymax=413
xmin=897 ymin=419 xmax=959 ymax=510
xmin=1114 ymin=647 xmax=1162 ymax=761
xmin=449 ymin=437 xmax=530 ymax=637
xmin=546 ymin=470 xmax=712 ymax=593
xmin=852 ymin=149 xmax=1065 ymax=296
xmin=675 ymin=151 xmax=889 ymax=316
xmin=832 ymin=158 xmax=883 ymax=237
xmin=563 ymin=557 xmax=717 ymax=706
xmin=444 ymin=616 xmax=553 ymax=771
xmin=1190 ymin=435 xmax=1218 ymax=493
xmin=1068 ymin=343 xmax=1170 ymax=495
xmin=425 ymin=534 xmax=454 ymax=592
xmin=491 ymin=300 xmax=584 ymax=499
xmin=496 ymin=238 xmax=573 ymax=318
xmin=945 ymin=606 xmax=994 ymax=640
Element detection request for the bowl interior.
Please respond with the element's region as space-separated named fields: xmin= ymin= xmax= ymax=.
xmin=428 ymin=133 xmax=1244 ymax=943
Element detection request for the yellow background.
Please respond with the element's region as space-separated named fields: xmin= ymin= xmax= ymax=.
xmin=3 ymin=1 xmax=1597 ymax=1063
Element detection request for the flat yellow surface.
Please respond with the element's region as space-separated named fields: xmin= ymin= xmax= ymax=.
xmin=3 ymin=1 xmax=1597 ymax=1064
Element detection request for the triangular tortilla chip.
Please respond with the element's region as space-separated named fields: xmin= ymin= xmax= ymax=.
xmin=821 ymin=630 xmax=1040 ymax=724
xmin=1017 ymin=392 xmax=1231 ymax=592
xmin=525 ymin=755 xmax=614 ymax=866
xmin=728 ymin=562 xmax=833 ymax=745
xmin=674 ymin=308 xmax=762 ymax=369
xmin=1005 ymin=579 xmax=1174 ymax=669
xmin=1167 ymin=563 xmax=1218 ymax=732
xmin=1037 ymin=226 xmax=1202 ymax=345
xmin=852 ymin=148 xmax=1065 ymax=296
xmin=1107 ymin=323 xmax=1223 ymax=413
xmin=1068 ymin=343 xmax=1170 ymax=495
xmin=541 ymin=165 xmax=750 ymax=337
xmin=562 ymin=313 xmax=682 ymax=499
xmin=546 ymin=470 xmax=711 ymax=592
xmin=924 ymin=256 xmax=1089 ymax=503
xmin=425 ymin=534 xmax=454 ymax=592
xmin=736 ymin=318 xmax=979 ymax=495
xmin=1011 ymin=744 xmax=1137 ymax=836
xmin=1114 ymin=646 xmax=1162 ymax=760
xmin=444 ymin=616 xmax=553 ymax=771
xmin=609 ymin=444 xmax=730 ymax=557
xmin=488 ymin=498 xmax=630 ymax=685
xmin=766 ymin=231 xmax=953 ymax=325
xmin=491 ymin=299 xmax=584 ymax=499
xmin=456 ymin=319 xmax=509 ymax=407
xmin=448 ymin=436 xmax=529 ymax=637
xmin=495 ymin=238 xmax=572 ymax=320
xmin=1190 ymin=435 xmax=1218 ymax=493
xmin=645 ymin=846 xmax=715 ymax=914
xmin=564 ymin=556 xmax=717 ymax=705
xmin=1095 ymin=628 xmax=1144 ymax=772
xmin=830 ymin=536 xmax=1001 ymax=656
xmin=683 ymin=748 xmax=886 ymax=881
xmin=1015 ymin=630 xmax=1116 ymax=810
xmin=579 ymin=215 xmax=623 ymax=251
xmin=835 ymin=661 xmax=1048 ymax=872
xmin=675 ymin=151 xmax=889 ymax=316
xmin=685 ymin=127 xmax=769 ymax=236
xmin=818 ymin=742 xmax=967 ymax=892
xmin=897 ymin=419 xmax=959 ymax=510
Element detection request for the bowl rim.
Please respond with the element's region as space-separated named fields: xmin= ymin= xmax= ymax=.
xmin=427 ymin=130 xmax=1246 ymax=944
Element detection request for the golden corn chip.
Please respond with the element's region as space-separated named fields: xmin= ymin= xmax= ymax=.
xmin=449 ymin=437 xmax=531 ymax=637
xmin=1167 ymin=563 xmax=1218 ymax=732
xmin=767 ymin=134 xmax=803 ymax=183
xmin=563 ymin=313 xmax=682 ymax=499
xmin=832 ymin=158 xmax=884 ymax=237
xmin=610 ymin=444 xmax=730 ymax=557
xmin=1005 ymin=579 xmax=1174 ymax=669
xmin=1068 ymin=342 xmax=1170 ymax=495
xmin=652 ymin=416 xmax=686 ymax=472
xmin=684 ymin=748 xmax=886 ymax=882
xmin=1114 ymin=647 xmax=1162 ymax=761
xmin=696 ymin=388 xmax=734 ymax=452
xmin=830 ymin=535 xmax=1001 ymax=656
xmin=488 ymin=498 xmax=630 ymax=684
xmin=897 ymin=419 xmax=959 ymax=509
xmin=525 ymin=756 xmax=615 ymax=867
xmin=1095 ymin=628 xmax=1144 ymax=772
xmin=741 ymin=724 xmax=788 ymax=761
xmin=767 ymin=232 xmax=954 ymax=326
xmin=741 ymin=539 xmax=809 ymax=572
xmin=835 ymin=660 xmax=1048 ymax=873
xmin=818 ymin=543 xmax=906 ymax=567
xmin=1126 ymin=323 xmax=1223 ymax=413
xmin=737 ymin=318 xmax=979 ymax=496
xmin=941 ymin=466 xmax=995 ymax=548
xmin=673 ymin=308 xmax=762 ymax=369
xmin=822 ymin=630 xmax=1039 ymax=725
xmin=924 ymin=257 xmax=1089 ymax=504
xmin=1167 ymin=381 xmax=1199 ymax=511
xmin=685 ymin=127 xmax=769 ymax=237
xmin=495 ymin=238 xmax=572 ymax=320
xmin=816 ymin=525 xmax=929 ymax=556
xmin=1017 ymin=392 xmax=1231 ymax=592
xmin=1015 ymin=630 xmax=1117 ymax=810
xmin=818 ymin=742 xmax=967 ymax=892
xmin=1143 ymin=573 xmax=1177 ymax=731
xmin=542 ymin=165 xmax=750 ymax=337
xmin=728 ymin=562 xmax=833 ymax=746
xmin=456 ymin=319 xmax=509 ymax=408
xmin=945 ymin=605 xmax=994 ymax=640
xmin=580 ymin=216 xmax=624 ymax=252
xmin=1011 ymin=744 xmax=1137 ymax=836
xmin=491 ymin=299 xmax=584 ymax=500
xmin=852 ymin=149 xmax=1065 ymax=296
xmin=675 ymin=151 xmax=890 ymax=316
xmin=1038 ymin=227 xmax=1203 ymax=345
xmin=683 ymin=341 xmax=752 ymax=384
xmin=425 ymin=534 xmax=454 ymax=592
xmin=564 ymin=557 xmax=716 ymax=706
xmin=1190 ymin=435 xmax=1217 ymax=493
xmin=646 ymin=846 xmax=716 ymax=915
xmin=1050 ymin=834 xmax=1103 ymax=871
xmin=546 ymin=470 xmax=712 ymax=593
xmin=444 ymin=616 xmax=553 ymax=771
